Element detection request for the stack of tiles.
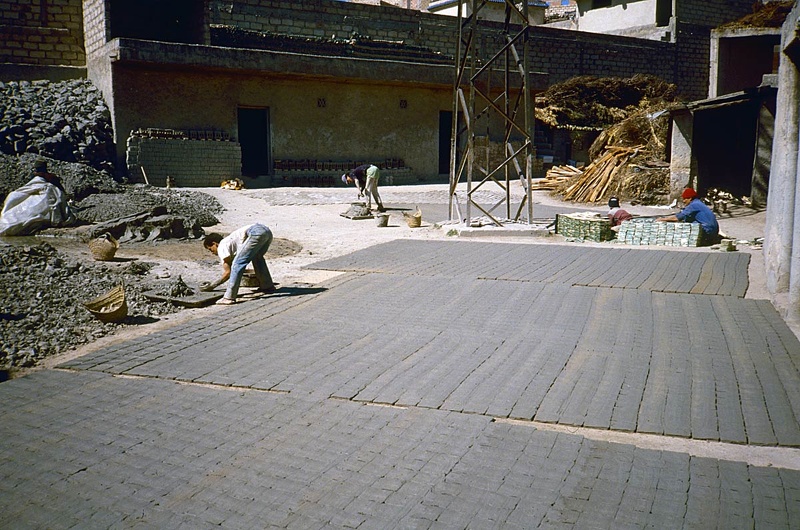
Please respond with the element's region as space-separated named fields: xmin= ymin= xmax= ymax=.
xmin=617 ymin=218 xmax=701 ymax=247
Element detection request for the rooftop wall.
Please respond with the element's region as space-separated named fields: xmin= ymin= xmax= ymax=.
xmin=203 ymin=0 xmax=677 ymax=92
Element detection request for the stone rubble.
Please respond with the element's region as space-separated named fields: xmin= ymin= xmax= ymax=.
xmin=0 ymin=79 xmax=116 ymax=174
xmin=0 ymin=242 xmax=182 ymax=370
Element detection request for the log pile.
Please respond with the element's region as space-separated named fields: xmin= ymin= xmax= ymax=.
xmin=529 ymin=165 xmax=583 ymax=190
xmin=562 ymin=145 xmax=642 ymax=203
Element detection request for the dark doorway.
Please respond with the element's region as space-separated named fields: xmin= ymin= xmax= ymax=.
xmin=238 ymin=107 xmax=271 ymax=177
xmin=693 ymin=101 xmax=758 ymax=198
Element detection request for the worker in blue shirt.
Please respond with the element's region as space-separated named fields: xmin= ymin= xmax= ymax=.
xmin=656 ymin=187 xmax=720 ymax=245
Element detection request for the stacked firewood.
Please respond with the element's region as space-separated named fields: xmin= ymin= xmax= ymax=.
xmin=529 ymin=165 xmax=583 ymax=190
xmin=563 ymin=145 xmax=643 ymax=202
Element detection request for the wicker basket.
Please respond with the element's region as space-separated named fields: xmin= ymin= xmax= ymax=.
xmin=88 ymin=233 xmax=119 ymax=261
xmin=83 ymin=284 xmax=128 ymax=323
xmin=403 ymin=207 xmax=422 ymax=228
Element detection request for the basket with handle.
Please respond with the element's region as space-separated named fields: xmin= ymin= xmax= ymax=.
xmin=83 ymin=284 xmax=128 ymax=323
xmin=88 ymin=232 xmax=119 ymax=261
xmin=403 ymin=207 xmax=422 ymax=228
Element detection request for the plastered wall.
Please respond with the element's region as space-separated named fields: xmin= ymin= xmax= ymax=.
xmin=111 ymin=66 xmax=452 ymax=180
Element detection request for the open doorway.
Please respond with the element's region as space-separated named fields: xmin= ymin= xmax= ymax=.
xmin=694 ymin=101 xmax=759 ymax=198
xmin=238 ymin=107 xmax=271 ymax=177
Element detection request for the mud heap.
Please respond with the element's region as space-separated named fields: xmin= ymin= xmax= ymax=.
xmin=0 ymin=242 xmax=183 ymax=371
xmin=0 ymin=79 xmax=229 ymax=375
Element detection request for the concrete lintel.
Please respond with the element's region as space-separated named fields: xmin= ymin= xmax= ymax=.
xmin=711 ymin=27 xmax=781 ymax=38
xmin=109 ymin=38 xmax=456 ymax=87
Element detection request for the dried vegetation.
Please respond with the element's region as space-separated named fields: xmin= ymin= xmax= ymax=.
xmin=536 ymin=74 xmax=680 ymax=205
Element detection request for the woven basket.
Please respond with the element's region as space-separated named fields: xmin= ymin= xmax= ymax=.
xmin=83 ymin=284 xmax=128 ymax=323
xmin=88 ymin=233 xmax=119 ymax=261
xmin=403 ymin=207 xmax=422 ymax=228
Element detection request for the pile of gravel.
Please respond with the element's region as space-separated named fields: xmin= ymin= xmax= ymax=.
xmin=0 ymin=152 xmax=122 ymax=203
xmin=0 ymin=79 xmax=115 ymax=174
xmin=74 ymin=185 xmax=223 ymax=227
xmin=0 ymin=242 xmax=185 ymax=370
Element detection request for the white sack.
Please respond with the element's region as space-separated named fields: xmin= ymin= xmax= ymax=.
xmin=0 ymin=177 xmax=74 ymax=236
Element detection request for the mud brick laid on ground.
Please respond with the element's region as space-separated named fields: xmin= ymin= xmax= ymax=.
xmin=556 ymin=213 xmax=615 ymax=242
xmin=618 ymin=218 xmax=701 ymax=247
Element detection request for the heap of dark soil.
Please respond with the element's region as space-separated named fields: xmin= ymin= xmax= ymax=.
xmin=0 ymin=242 xmax=183 ymax=371
xmin=1 ymin=158 xmax=225 ymax=373
xmin=74 ymin=186 xmax=223 ymax=227
xmin=0 ymin=152 xmax=122 ymax=203
xmin=0 ymin=79 xmax=115 ymax=174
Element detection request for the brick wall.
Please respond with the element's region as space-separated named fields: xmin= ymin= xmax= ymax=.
xmin=676 ymin=0 xmax=754 ymax=27
xmin=0 ymin=0 xmax=84 ymax=66
xmin=82 ymin=0 xmax=108 ymax=58
xmin=126 ymin=136 xmax=242 ymax=187
xmin=207 ymin=0 xmax=676 ymax=90
xmin=673 ymin=0 xmax=756 ymax=99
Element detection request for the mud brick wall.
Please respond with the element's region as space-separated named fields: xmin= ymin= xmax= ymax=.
xmin=0 ymin=0 xmax=85 ymax=66
xmin=126 ymin=137 xmax=242 ymax=187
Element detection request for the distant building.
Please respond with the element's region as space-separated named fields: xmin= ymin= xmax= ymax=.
xmin=0 ymin=0 xmax=763 ymax=182
xmin=427 ymin=0 xmax=548 ymax=25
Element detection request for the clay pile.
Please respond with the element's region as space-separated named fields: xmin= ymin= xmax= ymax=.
xmin=0 ymin=79 xmax=116 ymax=174
xmin=0 ymin=242 xmax=181 ymax=370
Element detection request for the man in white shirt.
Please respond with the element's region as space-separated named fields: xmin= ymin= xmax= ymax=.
xmin=200 ymin=223 xmax=276 ymax=305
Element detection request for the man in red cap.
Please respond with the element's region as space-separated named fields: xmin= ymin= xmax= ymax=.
xmin=657 ymin=187 xmax=720 ymax=244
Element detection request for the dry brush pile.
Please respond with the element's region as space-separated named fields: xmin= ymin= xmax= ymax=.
xmin=536 ymin=74 xmax=679 ymax=205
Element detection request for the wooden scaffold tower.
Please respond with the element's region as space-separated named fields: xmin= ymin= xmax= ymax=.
xmin=449 ymin=0 xmax=536 ymax=225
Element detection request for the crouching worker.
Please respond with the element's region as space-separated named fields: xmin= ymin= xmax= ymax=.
xmin=200 ymin=223 xmax=276 ymax=305
xmin=607 ymin=197 xmax=633 ymax=232
xmin=656 ymin=187 xmax=720 ymax=245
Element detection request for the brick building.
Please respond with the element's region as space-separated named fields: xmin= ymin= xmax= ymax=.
xmin=1 ymin=0 xmax=759 ymax=185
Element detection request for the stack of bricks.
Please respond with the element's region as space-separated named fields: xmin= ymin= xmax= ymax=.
xmin=126 ymin=132 xmax=241 ymax=187
xmin=556 ymin=213 xmax=615 ymax=242
xmin=617 ymin=218 xmax=701 ymax=247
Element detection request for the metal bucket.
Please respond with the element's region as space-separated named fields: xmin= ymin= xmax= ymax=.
xmin=375 ymin=213 xmax=389 ymax=227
